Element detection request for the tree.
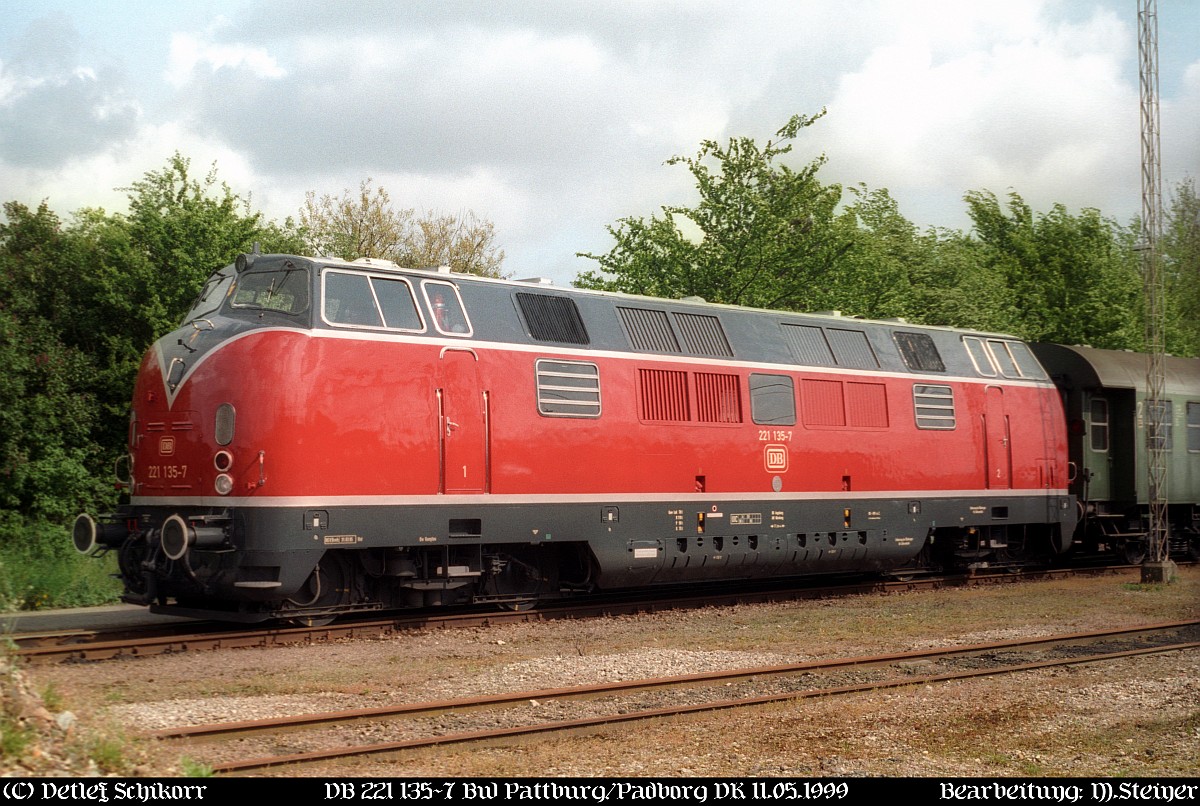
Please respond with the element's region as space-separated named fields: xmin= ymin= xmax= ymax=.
xmin=903 ymin=228 xmax=1017 ymax=335
xmin=122 ymin=153 xmax=305 ymax=335
xmin=0 ymin=203 xmax=110 ymax=522
xmin=406 ymin=210 xmax=505 ymax=277
xmin=1162 ymin=177 xmax=1200 ymax=356
xmin=823 ymin=184 xmax=933 ymax=320
xmin=0 ymin=154 xmax=306 ymax=529
xmin=300 ymin=179 xmax=411 ymax=261
xmin=299 ymin=179 xmax=506 ymax=277
xmin=962 ymin=190 xmax=1143 ymax=349
xmin=576 ymin=112 xmax=855 ymax=310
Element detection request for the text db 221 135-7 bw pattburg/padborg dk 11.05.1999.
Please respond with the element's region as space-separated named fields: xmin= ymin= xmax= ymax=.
xmin=72 ymin=251 xmax=1200 ymax=625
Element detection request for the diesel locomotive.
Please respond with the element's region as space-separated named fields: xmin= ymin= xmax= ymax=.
xmin=72 ymin=253 xmax=1198 ymax=624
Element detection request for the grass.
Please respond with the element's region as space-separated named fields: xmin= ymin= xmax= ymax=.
xmin=0 ymin=711 xmax=34 ymax=759
xmin=0 ymin=524 xmax=123 ymax=613
xmin=179 ymin=757 xmax=215 ymax=777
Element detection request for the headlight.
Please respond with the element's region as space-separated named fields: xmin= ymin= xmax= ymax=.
xmin=214 ymin=474 xmax=234 ymax=495
xmin=213 ymin=450 xmax=234 ymax=472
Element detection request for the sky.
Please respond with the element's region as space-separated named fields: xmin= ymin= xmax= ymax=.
xmin=1 ymin=1 xmax=1197 ymax=286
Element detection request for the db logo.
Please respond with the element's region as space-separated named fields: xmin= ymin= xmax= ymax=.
xmin=159 ymin=436 xmax=175 ymax=456
xmin=764 ymin=444 xmax=788 ymax=472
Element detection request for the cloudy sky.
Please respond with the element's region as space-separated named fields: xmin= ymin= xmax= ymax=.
xmin=2 ymin=1 xmax=1197 ymax=285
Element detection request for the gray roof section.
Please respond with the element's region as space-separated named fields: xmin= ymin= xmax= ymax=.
xmin=1030 ymin=343 xmax=1200 ymax=398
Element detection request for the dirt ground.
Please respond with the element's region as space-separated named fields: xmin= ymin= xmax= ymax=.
xmin=4 ymin=566 xmax=1198 ymax=777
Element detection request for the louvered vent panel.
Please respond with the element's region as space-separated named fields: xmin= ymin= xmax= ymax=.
xmin=673 ymin=312 xmax=733 ymax=357
xmin=913 ymin=384 xmax=956 ymax=430
xmin=638 ymin=369 xmax=690 ymax=421
xmin=846 ymin=382 xmax=888 ymax=428
xmin=618 ymin=307 xmax=680 ymax=353
xmin=802 ymin=379 xmax=846 ymax=426
xmin=516 ymin=293 xmax=590 ymax=345
xmin=827 ymin=328 xmax=880 ymax=368
xmin=535 ymin=360 xmax=601 ymax=417
xmin=695 ymin=372 xmax=742 ymax=423
xmin=781 ymin=324 xmax=835 ymax=366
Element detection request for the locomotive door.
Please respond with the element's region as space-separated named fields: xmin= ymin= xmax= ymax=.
xmin=984 ymin=386 xmax=1012 ymax=489
xmin=439 ymin=348 xmax=488 ymax=493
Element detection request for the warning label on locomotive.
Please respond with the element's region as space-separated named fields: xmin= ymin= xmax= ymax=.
xmin=730 ymin=513 xmax=763 ymax=526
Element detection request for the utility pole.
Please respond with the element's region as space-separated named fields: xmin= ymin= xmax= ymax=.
xmin=1137 ymin=0 xmax=1174 ymax=583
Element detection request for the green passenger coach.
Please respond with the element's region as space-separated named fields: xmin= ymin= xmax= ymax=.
xmin=1031 ymin=343 xmax=1200 ymax=562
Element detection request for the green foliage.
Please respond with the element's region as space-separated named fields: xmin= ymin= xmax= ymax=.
xmin=577 ymin=111 xmax=854 ymax=310
xmin=963 ymin=189 xmax=1144 ymax=348
xmin=0 ymin=153 xmax=306 ymax=606
xmin=826 ymin=184 xmax=930 ymax=320
xmin=0 ymin=203 xmax=113 ymax=522
xmin=300 ymin=177 xmax=506 ymax=277
xmin=0 ymin=711 xmax=33 ymax=759
xmin=179 ymin=757 xmax=215 ymax=777
xmin=39 ymin=681 xmax=63 ymax=711
xmin=1162 ymin=177 xmax=1200 ymax=357
xmin=575 ymin=114 xmax=1196 ymax=360
xmin=83 ymin=732 xmax=130 ymax=775
xmin=98 ymin=153 xmax=306 ymax=366
xmin=0 ymin=514 xmax=122 ymax=611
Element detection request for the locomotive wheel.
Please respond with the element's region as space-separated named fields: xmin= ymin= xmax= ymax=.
xmin=282 ymin=553 xmax=350 ymax=627
xmin=1122 ymin=541 xmax=1146 ymax=566
xmin=487 ymin=555 xmax=543 ymax=611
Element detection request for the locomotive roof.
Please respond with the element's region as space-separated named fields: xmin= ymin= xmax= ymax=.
xmin=1030 ymin=343 xmax=1200 ymax=398
xmin=269 ymin=253 xmax=1024 ymax=340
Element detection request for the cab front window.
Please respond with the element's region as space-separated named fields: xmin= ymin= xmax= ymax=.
xmin=228 ymin=267 xmax=310 ymax=316
xmin=184 ymin=270 xmax=234 ymax=322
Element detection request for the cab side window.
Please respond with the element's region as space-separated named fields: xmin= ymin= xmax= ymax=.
xmin=423 ymin=280 xmax=472 ymax=336
xmin=324 ymin=271 xmax=382 ymax=327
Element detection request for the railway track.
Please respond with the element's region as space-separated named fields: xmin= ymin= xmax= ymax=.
xmin=145 ymin=620 xmax=1200 ymax=774
xmin=10 ymin=565 xmax=1131 ymax=664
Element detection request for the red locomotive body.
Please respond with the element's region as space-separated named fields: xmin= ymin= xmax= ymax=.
xmin=75 ymin=254 xmax=1078 ymax=623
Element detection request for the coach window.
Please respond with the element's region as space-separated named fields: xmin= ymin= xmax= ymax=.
xmin=422 ymin=280 xmax=473 ymax=336
xmin=187 ymin=270 xmax=234 ymax=321
xmin=1089 ymin=398 xmax=1109 ymax=452
xmin=1146 ymin=400 xmax=1173 ymax=452
xmin=1006 ymin=341 xmax=1048 ymax=380
xmin=963 ymin=337 xmax=997 ymax=376
xmin=229 ymin=266 xmax=310 ymax=316
xmin=1187 ymin=402 xmax=1200 ymax=453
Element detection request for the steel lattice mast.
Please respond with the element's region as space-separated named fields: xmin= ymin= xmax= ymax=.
xmin=1138 ymin=0 xmax=1170 ymax=577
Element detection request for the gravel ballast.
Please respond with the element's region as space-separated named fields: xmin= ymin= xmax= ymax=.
xmin=6 ymin=566 xmax=1198 ymax=777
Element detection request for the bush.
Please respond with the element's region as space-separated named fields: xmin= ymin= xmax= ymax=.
xmin=0 ymin=515 xmax=122 ymax=612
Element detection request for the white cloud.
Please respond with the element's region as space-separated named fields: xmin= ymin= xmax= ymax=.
xmin=2 ymin=1 xmax=1197 ymax=285
xmin=816 ymin=3 xmax=1142 ymax=227
xmin=165 ymin=33 xmax=286 ymax=88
